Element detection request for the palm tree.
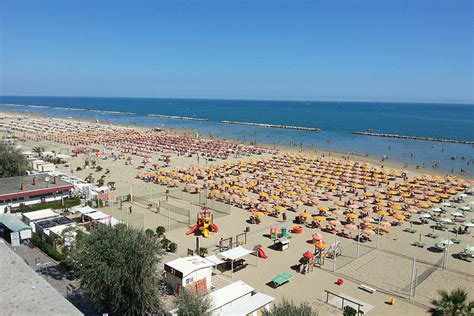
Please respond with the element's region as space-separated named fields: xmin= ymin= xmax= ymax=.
xmin=32 ymin=146 xmax=45 ymax=157
xmin=174 ymin=288 xmax=213 ymax=316
xmin=430 ymin=288 xmax=473 ymax=316
xmin=264 ymin=299 xmax=318 ymax=316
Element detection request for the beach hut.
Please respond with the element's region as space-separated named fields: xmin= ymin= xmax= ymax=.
xmin=164 ymin=256 xmax=215 ymax=293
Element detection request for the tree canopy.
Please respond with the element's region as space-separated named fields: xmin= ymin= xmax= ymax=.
xmin=264 ymin=299 xmax=318 ymax=316
xmin=73 ymin=224 xmax=163 ymax=315
xmin=0 ymin=142 xmax=29 ymax=178
xmin=174 ymin=288 xmax=213 ymax=316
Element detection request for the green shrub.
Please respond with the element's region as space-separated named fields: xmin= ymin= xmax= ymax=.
xmin=14 ymin=197 xmax=81 ymax=213
xmin=199 ymin=247 xmax=208 ymax=257
xmin=161 ymin=238 xmax=171 ymax=249
xmin=156 ymin=226 xmax=166 ymax=237
xmin=343 ymin=306 xmax=357 ymax=316
xmin=169 ymin=242 xmax=177 ymax=253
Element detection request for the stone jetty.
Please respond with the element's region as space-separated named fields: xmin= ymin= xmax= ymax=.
xmin=353 ymin=131 xmax=473 ymax=144
xmin=147 ymin=114 xmax=208 ymax=121
xmin=221 ymin=120 xmax=322 ymax=131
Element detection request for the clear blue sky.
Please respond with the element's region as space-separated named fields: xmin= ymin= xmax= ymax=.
xmin=1 ymin=0 xmax=472 ymax=103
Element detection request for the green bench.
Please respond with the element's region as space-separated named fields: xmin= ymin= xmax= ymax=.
xmin=272 ymin=272 xmax=295 ymax=288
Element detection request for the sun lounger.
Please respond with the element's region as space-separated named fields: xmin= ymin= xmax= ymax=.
xmin=272 ymin=272 xmax=294 ymax=288
xmin=359 ymin=284 xmax=376 ymax=294
xmin=412 ymin=241 xmax=425 ymax=248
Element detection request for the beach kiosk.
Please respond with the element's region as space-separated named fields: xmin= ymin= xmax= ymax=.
xmin=164 ymin=256 xmax=214 ymax=294
xmin=273 ymin=236 xmax=291 ymax=251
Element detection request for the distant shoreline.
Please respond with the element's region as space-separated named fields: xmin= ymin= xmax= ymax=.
xmin=1 ymin=109 xmax=471 ymax=180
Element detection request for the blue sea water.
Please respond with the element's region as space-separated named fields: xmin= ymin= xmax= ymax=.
xmin=0 ymin=96 xmax=473 ymax=175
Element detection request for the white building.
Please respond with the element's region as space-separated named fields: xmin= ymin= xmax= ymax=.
xmin=168 ymin=280 xmax=274 ymax=316
xmin=164 ymin=256 xmax=214 ymax=293
xmin=22 ymin=209 xmax=59 ymax=231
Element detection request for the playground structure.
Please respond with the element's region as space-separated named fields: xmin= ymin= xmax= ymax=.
xmin=270 ymin=226 xmax=292 ymax=240
xmin=186 ymin=208 xmax=219 ymax=238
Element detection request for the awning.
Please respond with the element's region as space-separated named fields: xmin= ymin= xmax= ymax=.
xmin=205 ymin=255 xmax=225 ymax=266
xmin=219 ymin=246 xmax=253 ymax=261
xmin=73 ymin=205 xmax=96 ymax=215
xmin=97 ymin=217 xmax=122 ymax=226
xmin=220 ymin=292 xmax=274 ymax=315
xmin=86 ymin=211 xmax=111 ymax=220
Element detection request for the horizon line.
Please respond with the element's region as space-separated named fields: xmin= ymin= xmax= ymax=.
xmin=0 ymin=94 xmax=473 ymax=106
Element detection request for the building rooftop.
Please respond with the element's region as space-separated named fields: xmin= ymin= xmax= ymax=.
xmin=0 ymin=173 xmax=74 ymax=200
xmin=165 ymin=256 xmax=214 ymax=277
xmin=0 ymin=214 xmax=31 ymax=232
xmin=22 ymin=208 xmax=58 ymax=222
xmin=0 ymin=241 xmax=83 ymax=315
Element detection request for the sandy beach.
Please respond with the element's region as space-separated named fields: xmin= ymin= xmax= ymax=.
xmin=1 ymin=110 xmax=473 ymax=315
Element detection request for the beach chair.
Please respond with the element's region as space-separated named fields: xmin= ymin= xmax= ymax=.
xmin=271 ymin=272 xmax=295 ymax=288
xmin=412 ymin=241 xmax=425 ymax=248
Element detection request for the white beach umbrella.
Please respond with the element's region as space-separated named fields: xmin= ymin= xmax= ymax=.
xmin=431 ymin=208 xmax=442 ymax=213
xmin=459 ymin=194 xmax=467 ymax=198
xmin=439 ymin=239 xmax=454 ymax=245
xmin=441 ymin=202 xmax=452 ymax=207
xmin=439 ymin=218 xmax=453 ymax=224
xmin=419 ymin=213 xmax=431 ymax=218
xmin=450 ymin=212 xmax=464 ymax=217
xmin=462 ymin=222 xmax=474 ymax=228
xmin=459 ymin=206 xmax=470 ymax=211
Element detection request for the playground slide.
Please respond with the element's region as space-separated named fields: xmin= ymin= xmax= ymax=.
xmin=257 ymin=247 xmax=268 ymax=259
xmin=186 ymin=225 xmax=199 ymax=235
xmin=209 ymin=223 xmax=219 ymax=233
xmin=202 ymin=229 xmax=210 ymax=238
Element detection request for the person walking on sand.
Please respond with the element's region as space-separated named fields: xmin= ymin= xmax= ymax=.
xmin=129 ymin=206 xmax=132 ymax=214
xmin=282 ymin=212 xmax=287 ymax=222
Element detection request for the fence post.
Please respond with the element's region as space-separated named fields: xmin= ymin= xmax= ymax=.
xmin=409 ymin=257 xmax=416 ymax=298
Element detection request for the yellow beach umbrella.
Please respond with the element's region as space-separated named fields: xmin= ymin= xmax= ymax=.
xmin=274 ymin=206 xmax=285 ymax=212
xmin=391 ymin=204 xmax=402 ymax=211
xmin=319 ymin=206 xmax=330 ymax=212
xmin=335 ymin=201 xmax=345 ymax=207
xmin=377 ymin=201 xmax=388 ymax=207
xmin=346 ymin=213 xmax=358 ymax=219
xmin=377 ymin=210 xmax=390 ymax=216
xmin=393 ymin=213 xmax=406 ymax=221
xmin=259 ymin=192 xmax=269 ymax=198
xmin=299 ymin=212 xmax=311 ymax=218
xmin=313 ymin=216 xmax=326 ymax=222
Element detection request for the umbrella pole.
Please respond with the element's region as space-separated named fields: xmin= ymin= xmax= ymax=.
xmin=356 ymin=227 xmax=361 ymax=259
xmin=376 ymin=221 xmax=381 ymax=248
xmin=231 ymin=260 xmax=234 ymax=278
xmin=333 ymin=235 xmax=337 ymax=272
xmin=410 ymin=257 xmax=417 ymax=298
